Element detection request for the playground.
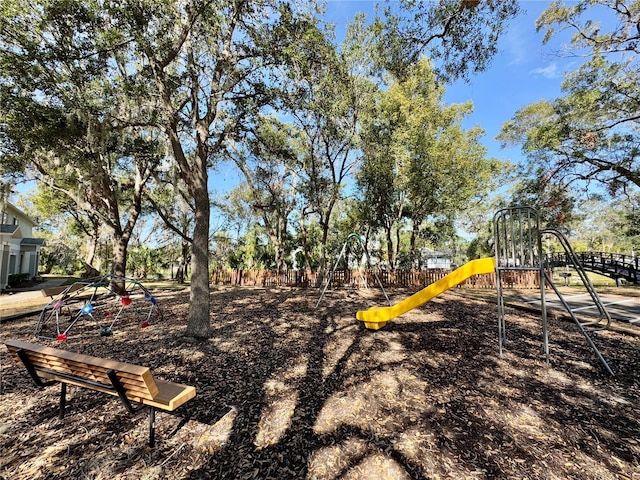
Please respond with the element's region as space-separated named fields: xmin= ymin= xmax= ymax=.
xmin=1 ymin=285 xmax=639 ymax=479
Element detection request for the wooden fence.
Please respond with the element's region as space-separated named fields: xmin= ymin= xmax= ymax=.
xmin=210 ymin=268 xmax=542 ymax=289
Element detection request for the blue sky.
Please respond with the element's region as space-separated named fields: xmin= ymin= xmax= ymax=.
xmin=322 ymin=0 xmax=580 ymax=167
xmin=212 ymin=1 xmax=577 ymax=198
xmin=14 ymin=2 xmax=581 ymax=205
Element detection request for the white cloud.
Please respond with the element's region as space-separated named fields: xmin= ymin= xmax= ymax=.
xmin=503 ymin=28 xmax=531 ymax=66
xmin=529 ymin=63 xmax=561 ymax=79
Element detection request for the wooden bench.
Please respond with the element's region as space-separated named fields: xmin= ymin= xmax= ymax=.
xmin=5 ymin=339 xmax=196 ymax=447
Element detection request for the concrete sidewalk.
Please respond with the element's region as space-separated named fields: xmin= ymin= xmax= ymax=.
xmin=0 ymin=278 xmax=68 ymax=306
xmin=0 ymin=279 xmax=71 ymax=322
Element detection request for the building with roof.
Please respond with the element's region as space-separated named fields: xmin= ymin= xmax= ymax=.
xmin=1 ymin=202 xmax=45 ymax=290
xmin=421 ymin=248 xmax=453 ymax=270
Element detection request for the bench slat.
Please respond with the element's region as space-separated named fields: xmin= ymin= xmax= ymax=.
xmin=4 ymin=340 xmax=181 ymax=405
xmin=29 ymin=354 xmax=151 ymax=382
xmin=7 ymin=350 xmax=157 ymax=400
xmin=12 ymin=353 xmax=155 ymax=397
xmin=6 ymin=340 xmax=150 ymax=375
xmin=33 ymin=372 xmax=195 ymax=409
xmin=35 ymin=370 xmax=155 ymax=399
xmin=128 ymin=380 xmax=196 ymax=410
xmin=5 ymin=339 xmax=197 ymax=448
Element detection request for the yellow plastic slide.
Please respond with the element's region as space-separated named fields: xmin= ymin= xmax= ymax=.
xmin=356 ymin=257 xmax=496 ymax=330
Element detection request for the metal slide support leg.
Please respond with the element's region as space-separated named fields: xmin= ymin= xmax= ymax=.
xmin=496 ymin=269 xmax=505 ymax=356
xmin=544 ymin=272 xmax=614 ymax=376
xmin=540 ymin=267 xmax=550 ymax=364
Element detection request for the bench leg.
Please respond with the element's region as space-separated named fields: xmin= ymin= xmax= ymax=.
xmin=59 ymin=383 xmax=67 ymax=419
xmin=149 ymin=407 xmax=155 ymax=448
xmin=16 ymin=349 xmax=56 ymax=388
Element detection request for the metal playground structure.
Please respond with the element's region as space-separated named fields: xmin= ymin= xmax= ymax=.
xmin=35 ymin=274 xmax=162 ymax=341
xmin=316 ymin=233 xmax=391 ymax=309
xmin=353 ymin=207 xmax=617 ymax=374
xmin=493 ymin=207 xmax=614 ymax=375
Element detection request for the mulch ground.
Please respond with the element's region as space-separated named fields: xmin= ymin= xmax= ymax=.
xmin=1 ymin=286 xmax=639 ymax=480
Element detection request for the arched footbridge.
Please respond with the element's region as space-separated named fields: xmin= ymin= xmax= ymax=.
xmin=546 ymin=252 xmax=639 ymax=284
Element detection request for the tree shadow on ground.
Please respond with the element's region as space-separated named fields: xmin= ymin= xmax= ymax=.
xmin=1 ymin=288 xmax=638 ymax=479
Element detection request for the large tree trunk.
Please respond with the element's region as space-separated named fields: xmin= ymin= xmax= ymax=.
xmin=83 ymin=233 xmax=101 ymax=278
xmin=395 ymin=226 xmax=401 ymax=269
xmin=299 ymin=213 xmax=313 ymax=272
xmin=272 ymin=234 xmax=284 ymax=272
xmin=410 ymin=221 xmax=420 ymax=269
xmin=262 ymin=215 xmax=285 ymax=273
xmin=385 ymin=225 xmax=395 ymax=271
xmin=272 ymin=213 xmax=288 ymax=272
xmin=111 ymin=235 xmax=128 ymax=292
xmin=275 ymin=214 xmax=286 ymax=272
xmin=316 ymin=217 xmax=331 ymax=287
xmin=85 ymin=233 xmax=98 ymax=269
xmin=176 ymin=240 xmax=190 ymax=283
xmin=185 ymin=158 xmax=212 ymax=339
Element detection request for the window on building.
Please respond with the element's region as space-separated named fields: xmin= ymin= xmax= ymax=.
xmin=8 ymin=254 xmax=16 ymax=274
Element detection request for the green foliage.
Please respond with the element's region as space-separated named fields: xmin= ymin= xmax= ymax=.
xmin=536 ymin=0 xmax=640 ymax=55
xmin=613 ymin=193 xmax=640 ymax=252
xmin=39 ymin=231 xmax=84 ymax=275
xmin=291 ymin=218 xmax=323 ymax=271
xmin=277 ymin=18 xmax=371 ymax=270
xmin=500 ymin=0 xmax=640 ymax=196
xmin=225 ymin=225 xmax=273 ymax=270
xmin=466 ymin=235 xmax=493 ymax=260
xmin=232 ymin=115 xmax=300 ymax=271
xmin=365 ymin=0 xmax=520 ymax=81
xmin=503 ymin=170 xmax=579 ymax=232
xmin=210 ymin=231 xmax=234 ymax=270
xmin=0 ymin=0 xmax=543 ymax=282
xmin=146 ymin=166 xmax=194 ymax=244
xmin=358 ymin=58 xmax=508 ymax=268
xmin=128 ymin=244 xmax=172 ymax=278
xmin=328 ymin=199 xmax=367 ymax=243
xmin=0 ymin=0 xmax=164 ymax=281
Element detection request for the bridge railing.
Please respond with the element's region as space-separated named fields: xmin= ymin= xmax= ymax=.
xmin=546 ymin=251 xmax=638 ymax=282
xmin=575 ymin=252 xmax=638 ymax=268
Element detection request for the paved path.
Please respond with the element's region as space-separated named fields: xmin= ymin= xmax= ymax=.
xmin=519 ymin=291 xmax=640 ymax=326
xmin=3 ymin=280 xmax=639 ymax=333
xmin=0 ymin=278 xmax=67 ymax=306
